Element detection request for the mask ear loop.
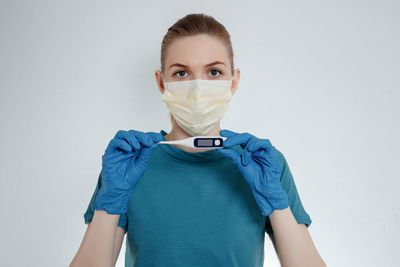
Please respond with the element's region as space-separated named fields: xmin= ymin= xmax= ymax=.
xmin=161 ymin=73 xmax=166 ymax=90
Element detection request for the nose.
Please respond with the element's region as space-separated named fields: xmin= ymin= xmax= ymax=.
xmin=191 ymin=70 xmax=210 ymax=80
xmin=188 ymin=80 xmax=202 ymax=100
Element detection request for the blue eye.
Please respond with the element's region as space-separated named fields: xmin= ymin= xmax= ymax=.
xmin=174 ymin=71 xmax=187 ymax=78
xmin=209 ymin=69 xmax=222 ymax=77
xmin=173 ymin=69 xmax=222 ymax=78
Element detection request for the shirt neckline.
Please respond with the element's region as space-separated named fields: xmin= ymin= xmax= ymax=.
xmin=158 ymin=129 xmax=227 ymax=163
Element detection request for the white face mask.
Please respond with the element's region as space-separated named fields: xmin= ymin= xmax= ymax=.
xmin=161 ymin=77 xmax=233 ymax=136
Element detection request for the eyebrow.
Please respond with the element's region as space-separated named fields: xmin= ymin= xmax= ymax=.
xmin=168 ymin=61 xmax=226 ymax=70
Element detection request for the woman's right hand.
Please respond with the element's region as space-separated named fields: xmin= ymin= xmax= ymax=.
xmin=94 ymin=129 xmax=163 ymax=215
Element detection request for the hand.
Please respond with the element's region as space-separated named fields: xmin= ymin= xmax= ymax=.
xmin=94 ymin=129 xmax=163 ymax=214
xmin=217 ymin=129 xmax=290 ymax=216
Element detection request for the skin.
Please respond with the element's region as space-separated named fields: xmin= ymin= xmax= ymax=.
xmin=154 ymin=33 xmax=240 ymax=153
xmin=69 ymin=210 xmax=125 ymax=267
xmin=155 ymin=33 xmax=327 ymax=267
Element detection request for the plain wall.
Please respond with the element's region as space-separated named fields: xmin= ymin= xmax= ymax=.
xmin=0 ymin=1 xmax=399 ymax=266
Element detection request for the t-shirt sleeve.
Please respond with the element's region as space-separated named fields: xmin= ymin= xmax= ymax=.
xmin=265 ymin=148 xmax=312 ymax=234
xmin=83 ymin=171 xmax=128 ymax=232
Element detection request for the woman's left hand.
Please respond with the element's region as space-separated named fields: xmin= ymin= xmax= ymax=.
xmin=217 ymin=129 xmax=290 ymax=216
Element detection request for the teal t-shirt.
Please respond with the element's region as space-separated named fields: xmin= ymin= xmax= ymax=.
xmin=84 ymin=129 xmax=311 ymax=266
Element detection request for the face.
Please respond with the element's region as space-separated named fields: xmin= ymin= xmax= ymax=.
xmin=155 ymin=33 xmax=240 ymax=95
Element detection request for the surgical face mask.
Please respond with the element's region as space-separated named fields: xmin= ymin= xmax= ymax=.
xmin=161 ymin=77 xmax=233 ymax=136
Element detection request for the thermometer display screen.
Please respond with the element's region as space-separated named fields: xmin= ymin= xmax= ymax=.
xmin=197 ymin=139 xmax=213 ymax=147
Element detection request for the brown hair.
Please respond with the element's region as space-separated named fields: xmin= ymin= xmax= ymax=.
xmin=160 ymin=13 xmax=234 ymax=76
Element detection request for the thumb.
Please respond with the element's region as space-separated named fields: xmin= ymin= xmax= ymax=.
xmin=138 ymin=143 xmax=157 ymax=162
xmin=217 ymin=148 xmax=243 ymax=169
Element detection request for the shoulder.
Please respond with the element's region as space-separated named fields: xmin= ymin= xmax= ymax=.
xmin=273 ymin=146 xmax=286 ymax=164
xmin=273 ymin=146 xmax=292 ymax=175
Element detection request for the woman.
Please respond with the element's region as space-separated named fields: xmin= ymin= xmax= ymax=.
xmin=70 ymin=13 xmax=326 ymax=267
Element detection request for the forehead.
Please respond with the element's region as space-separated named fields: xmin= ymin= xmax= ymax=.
xmin=165 ymin=34 xmax=229 ymax=67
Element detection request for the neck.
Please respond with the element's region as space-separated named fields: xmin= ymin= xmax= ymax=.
xmin=164 ymin=116 xmax=222 ymax=153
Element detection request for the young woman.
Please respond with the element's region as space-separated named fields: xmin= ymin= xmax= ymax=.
xmin=70 ymin=13 xmax=326 ymax=267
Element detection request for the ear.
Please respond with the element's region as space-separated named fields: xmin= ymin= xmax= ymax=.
xmin=154 ymin=69 xmax=165 ymax=94
xmin=230 ymin=68 xmax=240 ymax=96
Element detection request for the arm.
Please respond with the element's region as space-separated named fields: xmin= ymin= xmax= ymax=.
xmin=217 ymin=130 xmax=324 ymax=266
xmin=71 ymin=130 xmax=159 ymax=266
xmin=268 ymin=207 xmax=326 ymax=267
xmin=112 ymin=226 xmax=126 ymax=266
xmin=70 ymin=210 xmax=120 ymax=267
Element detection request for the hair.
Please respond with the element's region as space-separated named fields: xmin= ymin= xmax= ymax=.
xmin=160 ymin=13 xmax=234 ymax=76
xmin=160 ymin=13 xmax=235 ymax=127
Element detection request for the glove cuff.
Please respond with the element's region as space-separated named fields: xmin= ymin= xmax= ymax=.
xmin=254 ymin=189 xmax=290 ymax=217
xmin=94 ymin=187 xmax=134 ymax=215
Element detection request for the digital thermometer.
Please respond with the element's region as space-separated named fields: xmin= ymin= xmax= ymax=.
xmin=158 ymin=136 xmax=227 ymax=149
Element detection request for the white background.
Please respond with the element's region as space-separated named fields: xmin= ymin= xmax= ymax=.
xmin=0 ymin=1 xmax=399 ymax=266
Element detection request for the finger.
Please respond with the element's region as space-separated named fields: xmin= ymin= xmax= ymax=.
xmin=246 ymin=138 xmax=272 ymax=153
xmin=222 ymin=132 xmax=254 ymax=149
xmin=241 ymin=137 xmax=258 ymax=166
xmin=220 ymin=129 xmax=245 ymax=150
xmin=219 ymin=129 xmax=238 ymax=138
xmin=102 ymin=141 xmax=135 ymax=165
xmin=138 ymin=143 xmax=157 ymax=162
xmin=102 ymin=151 xmax=132 ymax=167
xmin=146 ymin=132 xmax=164 ymax=143
xmin=128 ymin=129 xmax=154 ymax=147
xmin=247 ymin=138 xmax=278 ymax=165
xmin=243 ymin=137 xmax=272 ymax=166
xmin=105 ymin=138 xmax=132 ymax=154
xmin=115 ymin=130 xmax=141 ymax=151
xmin=217 ymin=148 xmax=243 ymax=169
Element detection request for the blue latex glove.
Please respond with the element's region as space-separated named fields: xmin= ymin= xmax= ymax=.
xmin=94 ymin=129 xmax=164 ymax=214
xmin=217 ymin=129 xmax=290 ymax=216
